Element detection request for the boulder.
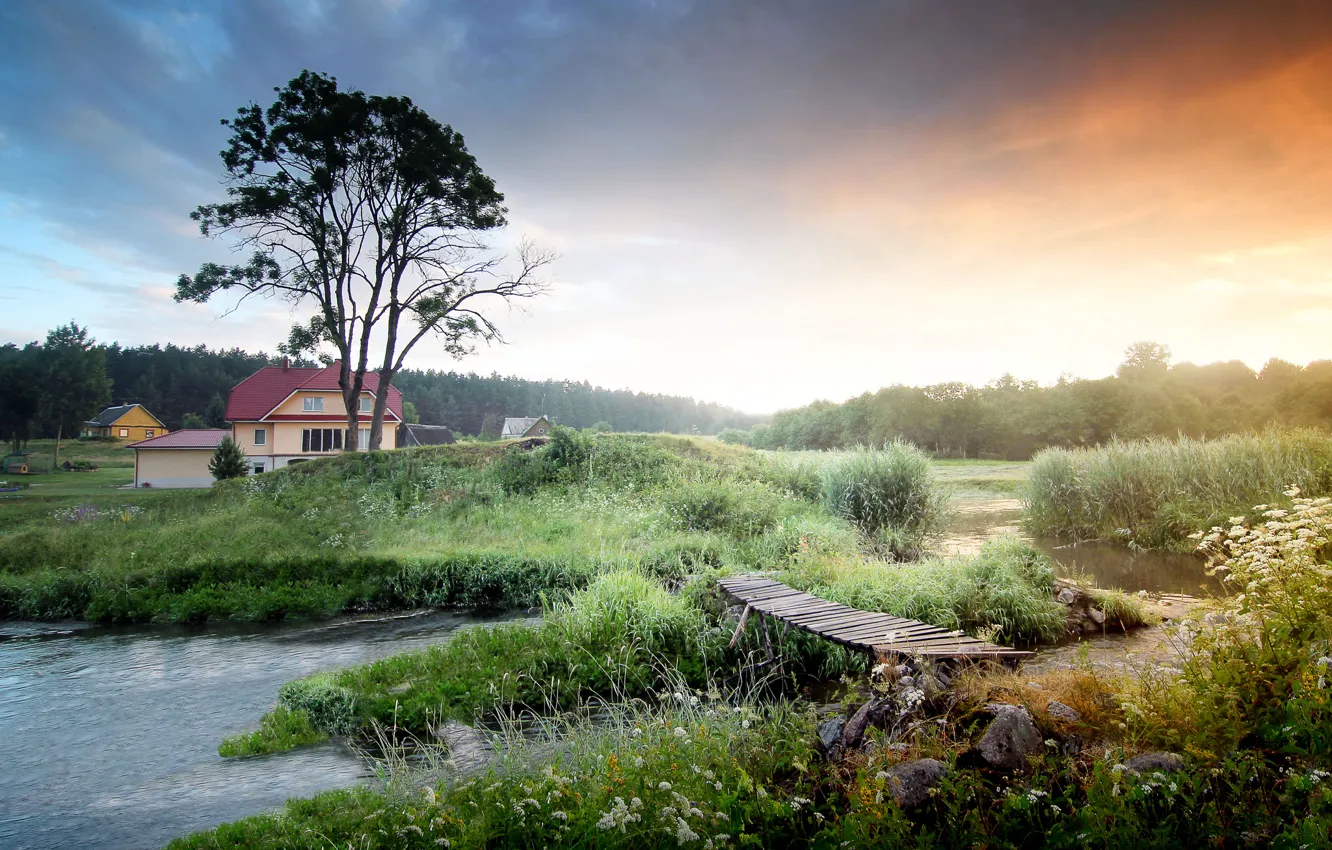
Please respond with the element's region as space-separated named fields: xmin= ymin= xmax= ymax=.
xmin=977 ymin=705 xmax=1043 ymax=772
xmin=1089 ymin=607 xmax=1106 ymax=626
xmin=842 ymin=696 xmax=892 ymax=751
xmin=884 ymin=758 xmax=949 ymax=808
xmin=1046 ymin=700 xmax=1082 ymax=723
xmin=1056 ymin=586 xmax=1079 ymax=605
xmin=817 ymin=715 xmax=846 ymax=757
xmin=1124 ymin=752 xmax=1185 ymax=775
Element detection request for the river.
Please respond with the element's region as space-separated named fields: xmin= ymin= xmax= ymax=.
xmin=0 ymin=610 xmax=524 ymax=850
xmin=941 ymin=497 xmax=1220 ymax=596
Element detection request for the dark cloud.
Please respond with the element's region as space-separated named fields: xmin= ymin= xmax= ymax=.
xmin=2 ymin=0 xmax=1331 ymax=408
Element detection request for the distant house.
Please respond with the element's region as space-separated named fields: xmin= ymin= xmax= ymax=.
xmin=128 ymin=429 xmax=229 ymax=488
xmin=501 ymin=416 xmax=552 ymax=439
xmin=83 ymin=404 xmax=168 ymax=441
xmin=399 ymin=423 xmax=456 ymax=446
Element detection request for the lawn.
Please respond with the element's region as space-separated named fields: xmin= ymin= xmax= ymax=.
xmin=2 ymin=439 xmax=138 ymax=499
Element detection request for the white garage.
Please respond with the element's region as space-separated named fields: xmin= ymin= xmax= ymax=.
xmin=129 ymin=429 xmax=230 ymax=488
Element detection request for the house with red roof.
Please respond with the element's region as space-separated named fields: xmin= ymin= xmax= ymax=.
xmin=225 ymin=360 xmax=402 ymax=473
xmin=128 ymin=361 xmax=402 ymax=487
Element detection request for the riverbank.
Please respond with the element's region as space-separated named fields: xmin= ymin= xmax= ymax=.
xmin=173 ymin=490 xmax=1332 ymax=848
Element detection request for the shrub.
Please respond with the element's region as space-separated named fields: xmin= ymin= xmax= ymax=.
xmin=717 ymin=427 xmax=753 ymax=446
xmin=660 ymin=479 xmax=786 ymax=538
xmin=820 ymin=442 xmax=949 ymax=559
xmin=278 ymin=674 xmax=359 ymax=735
xmin=209 ymin=436 xmax=249 ymax=480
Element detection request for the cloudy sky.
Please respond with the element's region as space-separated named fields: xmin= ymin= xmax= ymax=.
xmin=2 ymin=0 xmax=1331 ymax=412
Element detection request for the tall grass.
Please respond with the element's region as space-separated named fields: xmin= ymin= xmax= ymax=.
xmin=819 ymin=441 xmax=950 ymax=559
xmin=1025 ymin=429 xmax=1332 ymax=548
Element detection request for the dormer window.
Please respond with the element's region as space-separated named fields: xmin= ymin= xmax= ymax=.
xmin=303 ymin=397 xmax=324 ymax=412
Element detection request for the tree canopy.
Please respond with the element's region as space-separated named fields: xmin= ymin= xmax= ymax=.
xmin=176 ymin=70 xmax=550 ymax=453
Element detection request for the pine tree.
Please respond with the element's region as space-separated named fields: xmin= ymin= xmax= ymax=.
xmin=208 ymin=436 xmax=248 ymax=480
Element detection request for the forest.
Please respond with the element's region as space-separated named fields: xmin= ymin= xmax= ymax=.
xmin=721 ymin=342 xmax=1332 ymax=459
xmin=0 ymin=327 xmax=760 ymax=445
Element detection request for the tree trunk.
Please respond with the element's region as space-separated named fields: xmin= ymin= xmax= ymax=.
xmin=338 ymin=356 xmax=365 ymax=454
xmin=368 ymin=367 xmax=394 ymax=450
xmin=53 ymin=423 xmax=61 ymax=471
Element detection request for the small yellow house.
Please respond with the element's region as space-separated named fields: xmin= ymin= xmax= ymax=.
xmin=83 ymin=404 xmax=168 ymax=441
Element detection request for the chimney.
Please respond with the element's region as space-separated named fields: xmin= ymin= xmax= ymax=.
xmin=283 ymin=357 xmax=290 ymax=371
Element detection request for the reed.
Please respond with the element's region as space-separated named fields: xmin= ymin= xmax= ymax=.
xmin=1024 ymin=429 xmax=1332 ymax=548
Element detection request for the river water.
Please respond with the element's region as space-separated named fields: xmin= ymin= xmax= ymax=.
xmin=0 ymin=610 xmax=524 ymax=850
xmin=941 ymin=498 xmax=1220 ymax=596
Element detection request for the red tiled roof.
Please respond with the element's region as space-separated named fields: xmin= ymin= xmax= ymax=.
xmin=129 ymin=429 xmax=230 ymax=449
xmin=225 ymin=363 xmax=403 ymax=422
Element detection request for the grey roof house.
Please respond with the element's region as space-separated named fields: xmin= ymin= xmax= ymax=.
xmin=501 ymin=416 xmax=552 ymax=439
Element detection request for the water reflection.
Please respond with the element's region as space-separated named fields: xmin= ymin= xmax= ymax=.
xmin=941 ymin=499 xmax=1219 ymax=596
xmin=0 ymin=610 xmax=528 ymax=850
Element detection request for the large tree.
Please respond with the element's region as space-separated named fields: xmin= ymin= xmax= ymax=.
xmin=176 ymin=70 xmax=551 ymax=451
xmin=0 ymin=343 xmax=42 ymax=453
xmin=39 ymin=323 xmax=111 ymax=468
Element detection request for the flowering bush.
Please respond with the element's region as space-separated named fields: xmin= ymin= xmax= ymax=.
xmin=1185 ymin=488 xmax=1332 ymax=756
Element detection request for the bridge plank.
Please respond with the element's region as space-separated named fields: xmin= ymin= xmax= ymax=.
xmin=719 ymin=574 xmax=1032 ymax=660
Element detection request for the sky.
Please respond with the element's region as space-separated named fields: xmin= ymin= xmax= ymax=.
xmin=2 ymin=0 xmax=1331 ymax=413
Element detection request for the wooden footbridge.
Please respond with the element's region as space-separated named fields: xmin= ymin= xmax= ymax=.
xmin=718 ymin=574 xmax=1031 ymax=662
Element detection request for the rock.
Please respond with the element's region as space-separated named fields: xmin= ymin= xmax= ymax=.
xmin=1124 ymin=752 xmax=1186 ymax=775
xmin=899 ymin=676 xmax=916 ymax=687
xmin=1056 ymin=587 xmax=1079 ymax=605
xmin=977 ymin=705 xmax=1043 ymax=772
xmin=1025 ymin=681 xmax=1044 ymax=690
xmin=894 ymin=664 xmax=911 ymax=678
xmin=1046 ymin=700 xmax=1082 ymax=723
xmin=1089 ymin=608 xmax=1106 ymax=625
xmin=817 ymin=715 xmax=846 ymax=757
xmin=918 ymin=674 xmax=944 ymax=701
xmin=388 ymin=682 xmax=412 ymax=695
xmin=432 ymin=720 xmax=493 ymax=775
xmin=884 ymin=758 xmax=949 ymax=808
xmin=842 ymin=696 xmax=892 ymax=751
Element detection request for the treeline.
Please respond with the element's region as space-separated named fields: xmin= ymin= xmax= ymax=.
xmin=1 ymin=327 xmax=758 ymax=443
xmin=395 ymin=370 xmax=762 ymax=436
xmin=720 ymin=343 xmax=1332 ymax=460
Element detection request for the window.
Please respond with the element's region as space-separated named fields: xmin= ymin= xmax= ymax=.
xmin=118 ymin=428 xmax=129 ymax=438
xmin=301 ymin=428 xmax=343 ymax=452
xmin=359 ymin=397 xmax=372 ymax=414
xmin=358 ymin=428 xmax=370 ymax=450
xmin=253 ymin=428 xmax=266 ymax=446
xmin=144 ymin=430 xmax=155 ymax=438
xmin=251 ymin=463 xmax=266 ymax=475
xmin=303 ymin=397 xmax=324 ymax=412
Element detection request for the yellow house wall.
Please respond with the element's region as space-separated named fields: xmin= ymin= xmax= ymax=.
xmin=106 ymin=407 xmax=167 ymax=441
xmin=233 ymin=420 xmax=397 ymax=455
xmin=135 ymin=449 xmax=213 ymax=488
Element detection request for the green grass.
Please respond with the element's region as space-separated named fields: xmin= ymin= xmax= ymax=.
xmin=232 ymin=569 xmax=727 ymax=753
xmin=218 ymin=706 xmax=327 ymax=757
xmin=1024 ymin=429 xmax=1332 ymax=549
